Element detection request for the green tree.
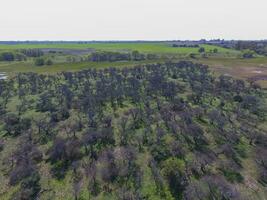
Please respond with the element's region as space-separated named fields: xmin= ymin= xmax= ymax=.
xmin=45 ymin=59 xmax=53 ymax=65
xmin=34 ymin=58 xmax=45 ymax=66
xmin=198 ymin=47 xmax=205 ymax=53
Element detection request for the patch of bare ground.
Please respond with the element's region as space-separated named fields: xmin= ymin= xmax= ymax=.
xmin=210 ymin=64 xmax=267 ymax=88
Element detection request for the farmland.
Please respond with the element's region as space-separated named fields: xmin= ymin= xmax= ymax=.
xmin=0 ymin=41 xmax=260 ymax=80
xmin=0 ymin=42 xmax=239 ymax=54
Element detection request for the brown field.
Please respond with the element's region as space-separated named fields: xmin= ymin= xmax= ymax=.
xmin=197 ymin=57 xmax=267 ymax=88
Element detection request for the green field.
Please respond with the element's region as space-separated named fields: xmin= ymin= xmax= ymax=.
xmin=0 ymin=42 xmax=242 ymax=76
xmin=0 ymin=59 xmax=163 ymax=74
xmin=0 ymin=42 xmax=239 ymax=54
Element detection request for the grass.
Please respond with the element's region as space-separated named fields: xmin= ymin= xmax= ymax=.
xmin=1 ymin=56 xmax=267 ymax=89
xmin=2 ymin=56 xmax=266 ymax=75
xmin=0 ymin=59 xmax=166 ymax=75
xmin=0 ymin=42 xmax=266 ymax=88
xmin=0 ymin=42 xmax=239 ymax=55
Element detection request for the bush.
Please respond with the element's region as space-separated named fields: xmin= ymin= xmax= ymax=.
xmin=34 ymin=58 xmax=45 ymax=66
xmin=189 ymin=53 xmax=196 ymax=59
xmin=213 ymin=48 xmax=218 ymax=53
xmin=45 ymin=59 xmax=53 ymax=65
xmin=221 ymin=169 xmax=244 ymax=183
xmin=0 ymin=52 xmax=15 ymax=61
xmin=4 ymin=114 xmax=31 ymax=136
xmin=18 ymin=172 xmax=41 ymax=199
xmin=198 ymin=47 xmax=205 ymax=53
xmin=242 ymin=50 xmax=254 ymax=58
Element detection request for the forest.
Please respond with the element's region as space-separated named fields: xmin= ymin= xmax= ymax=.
xmin=0 ymin=61 xmax=266 ymax=199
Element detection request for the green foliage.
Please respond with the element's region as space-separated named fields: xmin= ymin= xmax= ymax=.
xmin=19 ymin=172 xmax=41 ymax=199
xmin=0 ymin=61 xmax=266 ymax=199
xmin=0 ymin=52 xmax=14 ymax=61
xmin=198 ymin=47 xmax=205 ymax=53
xmin=161 ymin=158 xmax=185 ymax=175
xmin=0 ymin=42 xmax=239 ymax=55
xmin=213 ymin=48 xmax=218 ymax=53
xmin=242 ymin=50 xmax=254 ymax=58
xmin=46 ymin=59 xmax=53 ymax=65
xmin=34 ymin=57 xmax=45 ymax=66
xmin=221 ymin=169 xmax=244 ymax=183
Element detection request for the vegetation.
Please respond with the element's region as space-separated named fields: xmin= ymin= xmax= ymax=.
xmin=34 ymin=58 xmax=45 ymax=66
xmin=0 ymin=42 xmax=239 ymax=54
xmin=235 ymin=40 xmax=267 ymax=56
xmin=0 ymin=41 xmax=266 ymax=199
xmin=89 ymin=51 xmax=152 ymax=62
xmin=0 ymin=61 xmax=266 ymax=199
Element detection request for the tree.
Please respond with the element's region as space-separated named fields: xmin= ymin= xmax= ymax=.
xmin=161 ymin=158 xmax=187 ymax=199
xmin=18 ymin=172 xmax=41 ymax=200
xmin=131 ymin=50 xmax=145 ymax=61
xmin=34 ymin=58 xmax=45 ymax=66
xmin=4 ymin=113 xmax=31 ymax=136
xmin=0 ymin=139 xmax=4 ymax=151
xmin=46 ymin=59 xmax=53 ymax=65
xmin=83 ymin=161 xmax=100 ymax=196
xmin=242 ymin=50 xmax=254 ymax=58
xmin=198 ymin=47 xmax=205 ymax=53
xmin=0 ymin=52 xmax=15 ymax=61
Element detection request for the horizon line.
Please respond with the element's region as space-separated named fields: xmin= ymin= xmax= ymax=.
xmin=0 ymin=39 xmax=267 ymax=43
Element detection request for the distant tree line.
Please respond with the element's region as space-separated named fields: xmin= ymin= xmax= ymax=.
xmin=20 ymin=49 xmax=44 ymax=57
xmin=90 ymin=51 xmax=158 ymax=62
xmin=172 ymin=44 xmax=199 ymax=48
xmin=0 ymin=52 xmax=26 ymax=61
xmin=235 ymin=41 xmax=267 ymax=56
xmin=0 ymin=49 xmax=44 ymax=62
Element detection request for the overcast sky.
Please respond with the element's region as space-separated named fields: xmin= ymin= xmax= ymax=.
xmin=1 ymin=0 xmax=266 ymax=41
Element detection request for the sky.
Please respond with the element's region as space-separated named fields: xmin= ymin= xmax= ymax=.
xmin=1 ymin=0 xmax=267 ymax=41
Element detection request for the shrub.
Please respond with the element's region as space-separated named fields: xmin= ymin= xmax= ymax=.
xmin=221 ymin=169 xmax=244 ymax=183
xmin=0 ymin=52 xmax=15 ymax=61
xmin=198 ymin=47 xmax=205 ymax=53
xmin=242 ymin=50 xmax=254 ymax=58
xmin=45 ymin=59 xmax=53 ymax=65
xmin=34 ymin=58 xmax=45 ymax=66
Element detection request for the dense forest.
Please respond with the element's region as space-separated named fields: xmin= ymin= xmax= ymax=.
xmin=0 ymin=61 xmax=266 ymax=199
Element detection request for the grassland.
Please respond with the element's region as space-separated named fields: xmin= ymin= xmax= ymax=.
xmin=2 ymin=56 xmax=267 ymax=87
xmin=0 ymin=42 xmax=239 ymax=55
xmin=0 ymin=59 xmax=165 ymax=75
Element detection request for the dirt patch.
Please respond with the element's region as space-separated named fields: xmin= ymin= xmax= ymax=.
xmin=212 ymin=65 xmax=267 ymax=79
xmin=252 ymin=70 xmax=263 ymax=74
xmin=249 ymin=75 xmax=267 ymax=81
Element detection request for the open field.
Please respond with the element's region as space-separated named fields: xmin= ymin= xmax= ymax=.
xmin=1 ymin=56 xmax=267 ymax=88
xmin=0 ymin=59 xmax=163 ymax=74
xmin=0 ymin=42 xmax=240 ymax=55
xmin=197 ymin=57 xmax=267 ymax=88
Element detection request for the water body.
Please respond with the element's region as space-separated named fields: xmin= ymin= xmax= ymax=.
xmin=0 ymin=72 xmax=8 ymax=80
